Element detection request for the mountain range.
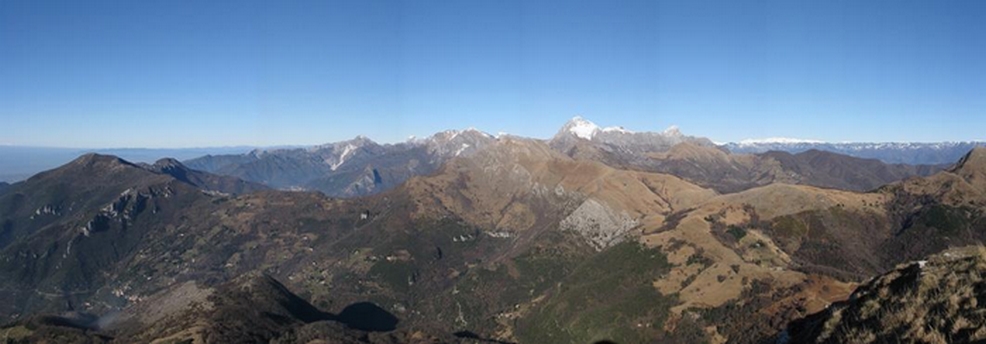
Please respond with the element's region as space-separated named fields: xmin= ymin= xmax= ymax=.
xmin=185 ymin=130 xmax=495 ymax=197
xmin=3 ymin=118 xmax=980 ymax=184
xmin=185 ymin=117 xmax=945 ymax=196
xmin=0 ymin=146 xmax=257 ymax=183
xmin=724 ymin=139 xmax=986 ymax=165
xmin=2 ymin=118 xmax=985 ymax=343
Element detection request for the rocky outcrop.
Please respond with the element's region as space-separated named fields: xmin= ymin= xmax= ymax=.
xmin=781 ymin=246 xmax=986 ymax=344
xmin=560 ymin=198 xmax=638 ymax=250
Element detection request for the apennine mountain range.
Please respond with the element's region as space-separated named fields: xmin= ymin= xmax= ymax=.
xmin=182 ymin=117 xmax=974 ymax=197
xmin=1 ymin=117 xmax=986 ymax=343
xmin=1 ymin=116 xmax=982 ymax=184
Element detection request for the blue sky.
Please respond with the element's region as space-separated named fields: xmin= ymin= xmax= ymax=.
xmin=1 ymin=1 xmax=984 ymax=148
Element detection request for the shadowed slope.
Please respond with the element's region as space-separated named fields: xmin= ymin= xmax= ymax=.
xmin=146 ymin=158 xmax=269 ymax=195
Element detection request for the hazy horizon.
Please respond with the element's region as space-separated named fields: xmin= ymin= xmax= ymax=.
xmin=2 ymin=114 xmax=986 ymax=150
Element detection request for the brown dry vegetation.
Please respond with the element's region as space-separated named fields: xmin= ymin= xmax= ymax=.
xmin=1 ymin=142 xmax=984 ymax=343
xmin=784 ymin=246 xmax=986 ymax=344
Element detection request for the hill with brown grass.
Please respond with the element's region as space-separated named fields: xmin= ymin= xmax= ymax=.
xmin=782 ymin=246 xmax=986 ymax=344
xmin=0 ymin=142 xmax=983 ymax=343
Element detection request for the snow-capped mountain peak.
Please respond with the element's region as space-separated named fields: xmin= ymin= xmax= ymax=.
xmin=550 ymin=116 xmax=717 ymax=156
xmin=662 ymin=125 xmax=682 ymax=137
xmin=561 ymin=116 xmax=644 ymax=140
xmin=564 ymin=116 xmax=601 ymax=140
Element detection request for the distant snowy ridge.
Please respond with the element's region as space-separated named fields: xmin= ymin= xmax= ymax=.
xmin=724 ymin=140 xmax=986 ymax=165
xmin=737 ymin=137 xmax=825 ymax=145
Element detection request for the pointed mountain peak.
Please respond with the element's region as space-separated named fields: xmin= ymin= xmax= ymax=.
xmin=346 ymin=135 xmax=376 ymax=146
xmin=558 ymin=116 xmax=654 ymax=140
xmin=560 ymin=116 xmax=600 ymax=140
xmin=309 ymin=135 xmax=377 ymax=152
xmin=463 ymin=127 xmax=493 ymax=137
xmin=952 ymin=146 xmax=986 ymax=174
xmin=662 ymin=125 xmax=682 ymax=137
xmin=566 ymin=115 xmax=592 ymax=125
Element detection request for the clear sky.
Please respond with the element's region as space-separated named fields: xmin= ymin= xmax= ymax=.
xmin=1 ymin=0 xmax=984 ymax=148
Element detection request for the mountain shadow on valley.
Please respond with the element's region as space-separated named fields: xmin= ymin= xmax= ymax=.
xmin=453 ymin=330 xmax=517 ymax=343
xmin=0 ymin=274 xmax=402 ymax=343
xmin=333 ymin=302 xmax=398 ymax=332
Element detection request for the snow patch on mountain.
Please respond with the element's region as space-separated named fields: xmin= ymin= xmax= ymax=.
xmin=724 ymin=140 xmax=986 ymax=165
xmin=454 ymin=143 xmax=470 ymax=157
xmin=330 ymin=144 xmax=357 ymax=171
xmin=737 ymin=137 xmax=825 ymax=145
xmin=602 ymin=126 xmax=633 ymax=134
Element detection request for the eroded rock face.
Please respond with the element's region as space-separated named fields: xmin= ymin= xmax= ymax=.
xmin=560 ymin=198 xmax=637 ymax=250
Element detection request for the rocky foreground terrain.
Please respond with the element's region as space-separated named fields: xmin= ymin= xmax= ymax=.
xmin=783 ymin=246 xmax=986 ymax=344
xmin=1 ymin=121 xmax=985 ymax=343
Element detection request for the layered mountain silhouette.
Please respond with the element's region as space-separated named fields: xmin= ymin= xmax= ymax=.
xmin=184 ymin=117 xmax=942 ymax=197
xmin=143 ymin=158 xmax=269 ymax=195
xmin=725 ymin=140 xmax=986 ymax=165
xmin=2 ymin=120 xmax=985 ymax=343
xmin=550 ymin=121 xmax=942 ymax=193
xmin=185 ymin=130 xmax=495 ymax=197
